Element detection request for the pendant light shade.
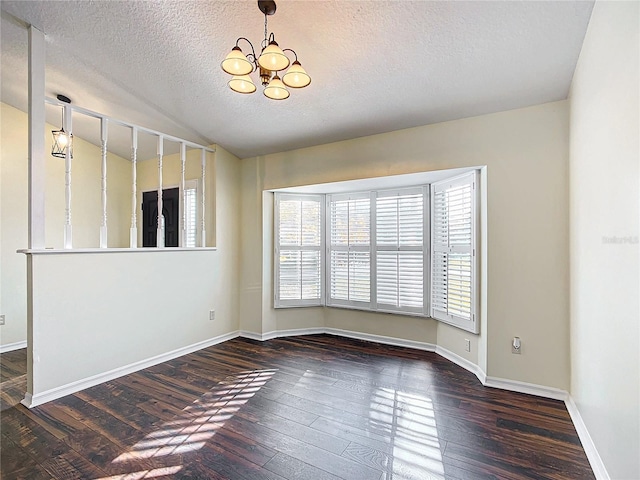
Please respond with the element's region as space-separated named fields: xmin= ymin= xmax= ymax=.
xmin=282 ymin=61 xmax=311 ymax=88
xmin=221 ymin=46 xmax=253 ymax=76
xmin=263 ymin=74 xmax=290 ymax=100
xmin=228 ymin=75 xmax=257 ymax=94
xmin=258 ymin=41 xmax=290 ymax=72
xmin=51 ymin=128 xmax=73 ymax=158
xmin=52 ymin=95 xmax=73 ymax=159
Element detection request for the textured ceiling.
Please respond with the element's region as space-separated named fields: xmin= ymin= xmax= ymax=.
xmin=1 ymin=1 xmax=594 ymax=160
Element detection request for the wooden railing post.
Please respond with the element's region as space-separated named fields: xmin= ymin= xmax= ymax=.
xmin=130 ymin=127 xmax=138 ymax=248
xmin=201 ymin=149 xmax=206 ymax=247
xmin=63 ymin=104 xmax=73 ymax=249
xmin=99 ymin=118 xmax=108 ymax=248
xmin=157 ymin=135 xmax=164 ymax=248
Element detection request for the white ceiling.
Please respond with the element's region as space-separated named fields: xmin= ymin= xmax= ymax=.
xmin=1 ymin=1 xmax=593 ymax=161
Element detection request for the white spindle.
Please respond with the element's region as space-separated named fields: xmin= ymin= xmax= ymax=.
xmin=99 ymin=118 xmax=108 ymax=248
xmin=180 ymin=142 xmax=186 ymax=247
xmin=63 ymin=104 xmax=73 ymax=249
xmin=157 ymin=135 xmax=164 ymax=248
xmin=28 ymin=26 xmax=46 ymax=250
xmin=200 ymin=149 xmax=206 ymax=247
xmin=130 ymin=127 xmax=138 ymax=248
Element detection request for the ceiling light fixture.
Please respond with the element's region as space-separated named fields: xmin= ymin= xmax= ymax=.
xmin=51 ymin=94 xmax=73 ymax=158
xmin=221 ymin=0 xmax=311 ymax=100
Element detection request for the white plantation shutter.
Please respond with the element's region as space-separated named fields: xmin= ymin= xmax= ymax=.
xmin=275 ymin=194 xmax=324 ymax=307
xmin=328 ymin=194 xmax=371 ymax=306
xmin=184 ymin=186 xmax=197 ymax=247
xmin=375 ymin=188 xmax=427 ymax=314
xmin=430 ymin=172 xmax=478 ymax=333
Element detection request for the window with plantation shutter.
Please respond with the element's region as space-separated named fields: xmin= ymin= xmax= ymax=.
xmin=184 ymin=183 xmax=197 ymax=247
xmin=375 ymin=187 xmax=428 ymax=314
xmin=327 ymin=193 xmax=371 ymax=307
xmin=272 ymin=168 xmax=481 ymax=332
xmin=430 ymin=172 xmax=478 ymax=333
xmin=274 ymin=194 xmax=324 ymax=307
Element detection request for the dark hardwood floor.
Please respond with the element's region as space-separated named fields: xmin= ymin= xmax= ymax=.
xmin=0 ymin=335 xmax=595 ymax=479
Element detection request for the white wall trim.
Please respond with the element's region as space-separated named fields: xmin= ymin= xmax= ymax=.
xmin=0 ymin=341 xmax=27 ymax=353
xmin=483 ymin=375 xmax=568 ymax=401
xmin=436 ymin=345 xmax=487 ymax=384
xmin=240 ymin=328 xmax=325 ymax=342
xmin=325 ymin=328 xmax=437 ymax=352
xmin=22 ymin=331 xmax=239 ymax=408
xmin=565 ymin=396 xmax=611 ymax=480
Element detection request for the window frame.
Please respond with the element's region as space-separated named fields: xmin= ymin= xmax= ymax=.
xmin=430 ymin=171 xmax=479 ymax=333
xmin=272 ymin=168 xmax=481 ymax=335
xmin=325 ymin=191 xmax=373 ymax=310
xmin=274 ymin=193 xmax=325 ymax=308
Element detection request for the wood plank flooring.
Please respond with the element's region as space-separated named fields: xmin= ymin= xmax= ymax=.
xmin=0 ymin=335 xmax=595 ymax=479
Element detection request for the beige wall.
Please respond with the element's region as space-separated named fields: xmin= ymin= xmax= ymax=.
xmin=240 ymin=100 xmax=570 ymax=390
xmin=569 ymin=1 xmax=640 ymax=478
xmin=0 ymin=103 xmax=131 ymax=347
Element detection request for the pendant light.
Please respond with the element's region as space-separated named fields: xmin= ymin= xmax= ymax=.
xmin=51 ymin=94 xmax=73 ymax=159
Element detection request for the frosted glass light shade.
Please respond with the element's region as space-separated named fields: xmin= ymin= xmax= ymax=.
xmin=263 ymin=75 xmax=290 ymax=100
xmin=228 ymin=75 xmax=257 ymax=94
xmin=221 ymin=46 xmax=253 ymax=75
xmin=258 ymin=41 xmax=290 ymax=72
xmin=282 ymin=61 xmax=311 ymax=88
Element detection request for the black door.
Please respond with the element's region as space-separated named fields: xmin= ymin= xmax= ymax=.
xmin=142 ymin=188 xmax=179 ymax=247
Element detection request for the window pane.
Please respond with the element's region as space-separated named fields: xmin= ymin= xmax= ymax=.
xmin=279 ymin=250 xmax=301 ymax=300
xmin=330 ymin=251 xmax=349 ymax=300
xmin=447 ymin=253 xmax=471 ymax=319
xmin=184 ymin=188 xmax=197 ymax=247
xmin=349 ymin=251 xmax=370 ymax=302
xmin=349 ymin=198 xmax=370 ymax=245
xmin=279 ymin=200 xmax=302 ymax=246
xmin=331 ymin=200 xmax=349 ymax=246
xmin=301 ymin=251 xmax=321 ymax=299
xmin=377 ymin=251 xmax=423 ymax=308
xmin=376 ymin=193 xmax=422 ymax=247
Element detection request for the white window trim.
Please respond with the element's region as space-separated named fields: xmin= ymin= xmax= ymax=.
xmin=274 ymin=193 xmax=325 ymax=308
xmin=430 ymin=171 xmax=479 ymax=333
xmin=326 ymin=191 xmax=373 ymax=310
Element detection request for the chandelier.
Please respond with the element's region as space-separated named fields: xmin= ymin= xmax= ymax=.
xmin=221 ymin=0 xmax=311 ymax=100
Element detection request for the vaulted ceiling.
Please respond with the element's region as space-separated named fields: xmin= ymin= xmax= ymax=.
xmin=1 ymin=1 xmax=593 ymax=160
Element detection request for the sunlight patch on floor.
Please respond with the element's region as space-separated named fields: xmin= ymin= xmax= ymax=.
xmin=372 ymin=388 xmax=446 ymax=480
xmin=95 ymin=465 xmax=183 ymax=479
xmin=109 ymin=369 xmax=276 ymax=471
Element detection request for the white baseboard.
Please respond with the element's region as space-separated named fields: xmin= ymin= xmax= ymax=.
xmin=22 ymin=331 xmax=240 ymax=408
xmin=1 ymin=341 xmax=27 ymax=353
xmin=240 ymin=328 xmax=325 ymax=341
xmin=325 ymin=327 xmax=437 ymax=352
xmin=483 ymin=376 xmax=568 ymax=401
xmin=435 ymin=345 xmax=487 ymax=384
xmin=564 ymin=396 xmax=611 ymax=480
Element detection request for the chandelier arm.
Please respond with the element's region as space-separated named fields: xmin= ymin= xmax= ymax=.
xmin=282 ymin=48 xmax=298 ymax=63
xmin=235 ymin=37 xmax=259 ymax=71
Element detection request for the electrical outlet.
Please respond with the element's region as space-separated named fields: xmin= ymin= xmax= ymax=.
xmin=512 ymin=336 xmax=522 ymax=354
xmin=464 ymin=339 xmax=470 ymax=352
xmin=209 ymin=310 xmax=215 ymax=321
xmin=0 ymin=314 xmax=4 ymax=325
